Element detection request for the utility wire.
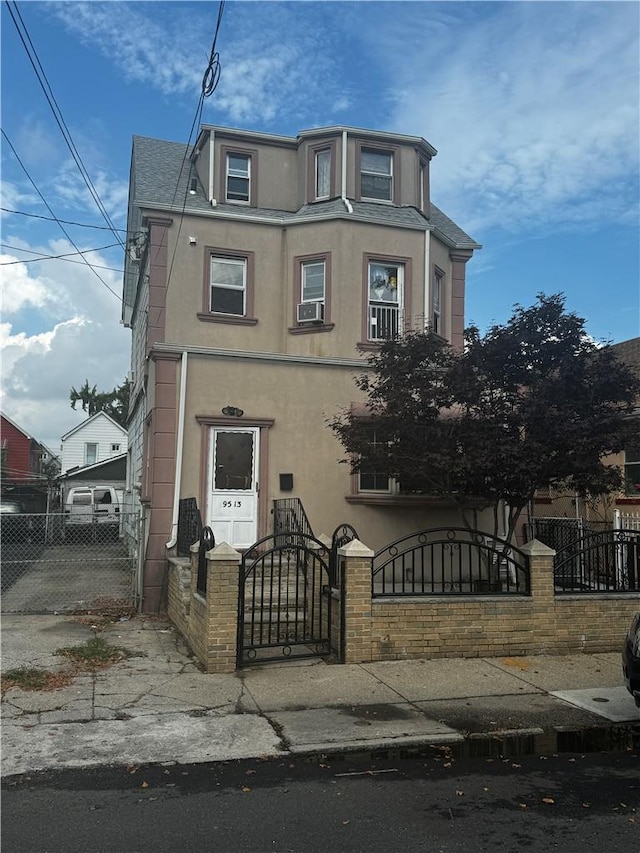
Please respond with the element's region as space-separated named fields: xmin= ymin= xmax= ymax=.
xmin=1 ymin=207 xmax=128 ymax=233
xmin=6 ymin=1 xmax=125 ymax=250
xmin=164 ymin=0 xmax=225 ymax=294
xmin=1 ymin=129 xmax=121 ymax=301
xmin=1 ymin=242 xmax=123 ymax=271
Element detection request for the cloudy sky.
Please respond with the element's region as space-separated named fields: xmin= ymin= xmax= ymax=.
xmin=1 ymin=0 xmax=639 ymax=451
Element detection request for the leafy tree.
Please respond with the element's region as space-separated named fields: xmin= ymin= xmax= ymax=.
xmin=330 ymin=294 xmax=639 ymax=547
xmin=70 ymin=378 xmax=130 ymax=428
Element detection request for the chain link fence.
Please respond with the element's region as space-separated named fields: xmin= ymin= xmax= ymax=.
xmin=1 ymin=512 xmax=140 ymax=614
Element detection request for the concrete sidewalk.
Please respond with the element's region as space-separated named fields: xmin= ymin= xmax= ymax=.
xmin=1 ymin=615 xmax=638 ymax=778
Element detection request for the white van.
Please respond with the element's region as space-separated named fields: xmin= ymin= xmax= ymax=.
xmin=64 ymin=486 xmax=121 ymax=535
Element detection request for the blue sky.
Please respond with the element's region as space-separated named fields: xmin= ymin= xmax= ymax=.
xmin=1 ymin=0 xmax=639 ymax=451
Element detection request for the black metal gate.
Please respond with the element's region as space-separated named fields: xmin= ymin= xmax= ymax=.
xmin=237 ymin=533 xmax=331 ymax=666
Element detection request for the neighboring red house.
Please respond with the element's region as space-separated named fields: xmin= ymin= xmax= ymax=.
xmin=0 ymin=413 xmax=57 ymax=510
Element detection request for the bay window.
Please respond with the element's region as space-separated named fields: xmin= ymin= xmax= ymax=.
xmin=361 ymin=148 xmax=393 ymax=201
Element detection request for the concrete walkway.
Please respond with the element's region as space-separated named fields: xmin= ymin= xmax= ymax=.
xmin=1 ymin=615 xmax=638 ymax=777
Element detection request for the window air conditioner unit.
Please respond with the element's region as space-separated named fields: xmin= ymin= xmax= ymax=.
xmin=297 ymin=302 xmax=324 ymax=324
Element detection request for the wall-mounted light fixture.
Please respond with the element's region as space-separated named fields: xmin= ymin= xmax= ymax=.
xmin=189 ymin=178 xmax=198 ymax=195
xmin=189 ymin=236 xmax=197 ymax=245
xmin=222 ymin=406 xmax=244 ymax=418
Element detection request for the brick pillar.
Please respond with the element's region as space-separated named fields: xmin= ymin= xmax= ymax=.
xmin=521 ymin=538 xmax=557 ymax=654
xmin=339 ymin=538 xmax=374 ymax=664
xmin=187 ymin=542 xmax=241 ymax=673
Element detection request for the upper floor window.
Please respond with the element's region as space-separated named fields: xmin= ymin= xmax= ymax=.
xmin=433 ymin=268 xmax=443 ymax=335
xmin=301 ymin=260 xmax=325 ymax=303
xmin=226 ymin=153 xmax=250 ymax=203
xmin=368 ymin=261 xmax=403 ymax=341
xmin=210 ymin=256 xmax=247 ymax=315
xmin=111 ymin=443 xmax=121 ymax=453
xmin=315 ymin=149 xmax=331 ymax=200
xmin=85 ymin=443 xmax=98 ymax=465
xmin=361 ymin=149 xmax=393 ymax=201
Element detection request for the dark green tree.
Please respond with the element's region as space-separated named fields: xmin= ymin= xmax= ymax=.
xmin=70 ymin=378 xmax=130 ymax=428
xmin=330 ymin=294 xmax=639 ymax=545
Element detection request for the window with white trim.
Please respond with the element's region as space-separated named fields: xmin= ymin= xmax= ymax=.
xmin=301 ymin=260 xmax=325 ymax=303
xmin=433 ymin=268 xmax=443 ymax=335
xmin=315 ymin=149 xmax=331 ymax=200
xmin=361 ymin=149 xmax=393 ymax=201
xmin=226 ymin=153 xmax=250 ymax=203
xmin=85 ymin=443 xmax=98 ymax=465
xmin=368 ymin=261 xmax=403 ymax=341
xmin=210 ymin=256 xmax=246 ymax=316
xmin=358 ymin=428 xmax=391 ymax=492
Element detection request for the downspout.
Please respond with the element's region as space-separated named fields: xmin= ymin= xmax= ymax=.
xmin=423 ymin=229 xmax=430 ymax=330
xmin=341 ymin=130 xmax=353 ymax=214
xmin=166 ymin=351 xmax=188 ymax=549
xmin=209 ymin=129 xmax=217 ymax=206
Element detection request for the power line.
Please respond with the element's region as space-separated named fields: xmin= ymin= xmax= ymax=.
xmin=1 ymin=129 xmax=122 ymax=301
xmin=164 ymin=0 xmax=225 ymax=293
xmin=1 ymin=242 xmax=123 ymax=271
xmin=6 ymin=1 xmax=125 ymax=250
xmin=1 ymin=207 xmax=128 ymax=233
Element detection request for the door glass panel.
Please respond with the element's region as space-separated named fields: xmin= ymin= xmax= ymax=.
xmin=214 ymin=432 xmax=253 ymax=490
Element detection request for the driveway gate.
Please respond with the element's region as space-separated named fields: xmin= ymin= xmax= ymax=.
xmin=237 ymin=533 xmax=331 ymax=666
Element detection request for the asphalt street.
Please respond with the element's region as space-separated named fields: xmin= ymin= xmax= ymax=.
xmin=2 ymin=752 xmax=638 ymax=853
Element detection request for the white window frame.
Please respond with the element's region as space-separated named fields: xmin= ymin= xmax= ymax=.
xmin=358 ymin=428 xmax=393 ymax=493
xmin=361 ymin=148 xmax=393 ymax=201
xmin=85 ymin=442 xmax=98 ymax=465
xmin=368 ymin=261 xmax=404 ymax=341
xmin=315 ymin=149 xmax=330 ymax=200
xmin=301 ymin=260 xmax=326 ymax=303
xmin=433 ymin=268 xmax=443 ymax=335
xmin=226 ymin=153 xmax=250 ymax=203
xmin=210 ymin=256 xmax=247 ymax=316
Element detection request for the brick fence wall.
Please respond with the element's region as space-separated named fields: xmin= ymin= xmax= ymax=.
xmin=166 ymin=538 xmax=639 ymax=672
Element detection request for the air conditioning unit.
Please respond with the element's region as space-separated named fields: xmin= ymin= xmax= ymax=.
xmin=297 ymin=302 xmax=324 ymax=324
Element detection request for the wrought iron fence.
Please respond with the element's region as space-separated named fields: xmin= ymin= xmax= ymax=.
xmin=329 ymin=523 xmax=359 ymax=587
xmin=196 ymin=526 xmax=216 ymax=597
xmin=372 ymin=527 xmax=530 ymax=597
xmin=237 ymin=532 xmax=331 ymax=666
xmin=177 ymin=497 xmax=203 ymax=557
xmin=273 ymin=497 xmax=314 ymax=544
xmin=1 ymin=511 xmax=139 ymax=614
xmin=553 ymin=529 xmax=640 ymax=593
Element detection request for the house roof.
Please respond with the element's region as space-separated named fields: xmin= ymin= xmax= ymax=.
xmin=59 ymin=453 xmax=127 ymax=482
xmin=610 ymin=337 xmax=640 ymax=377
xmin=130 ymin=135 xmax=480 ymax=251
xmin=60 ymin=410 xmax=127 ymax=442
xmin=1 ymin=411 xmax=36 ymax=442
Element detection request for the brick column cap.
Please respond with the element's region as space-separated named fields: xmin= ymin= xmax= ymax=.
xmin=521 ymin=538 xmax=556 ymax=557
xmin=338 ymin=538 xmax=374 ymax=558
xmin=208 ymin=542 xmax=242 ymax=561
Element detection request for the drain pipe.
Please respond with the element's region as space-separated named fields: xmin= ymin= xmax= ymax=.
xmin=166 ymin=350 xmax=188 ymax=550
xmin=341 ymin=130 xmax=353 ymax=213
xmin=423 ymin=229 xmax=430 ymax=330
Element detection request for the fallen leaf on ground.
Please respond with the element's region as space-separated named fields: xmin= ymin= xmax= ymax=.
xmin=542 ymin=797 xmax=554 ymax=804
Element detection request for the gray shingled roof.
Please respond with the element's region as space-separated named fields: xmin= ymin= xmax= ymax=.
xmin=131 ymin=135 xmax=480 ymax=250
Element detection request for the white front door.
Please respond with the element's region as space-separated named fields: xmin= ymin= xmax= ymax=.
xmin=207 ymin=427 xmax=259 ymax=549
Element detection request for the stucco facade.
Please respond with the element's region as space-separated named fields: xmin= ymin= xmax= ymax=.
xmin=123 ymin=124 xmax=481 ymax=612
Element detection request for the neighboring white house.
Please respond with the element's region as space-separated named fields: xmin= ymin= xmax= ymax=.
xmin=60 ymin=412 xmax=128 ymax=475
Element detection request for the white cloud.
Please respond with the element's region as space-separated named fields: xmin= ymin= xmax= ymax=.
xmin=0 ymin=239 xmax=129 ymax=450
xmin=376 ymin=3 xmax=639 ymax=234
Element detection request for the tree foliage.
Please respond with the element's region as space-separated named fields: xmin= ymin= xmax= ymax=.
xmin=330 ymin=294 xmax=639 ymax=542
xmin=70 ymin=378 xmax=130 ymax=428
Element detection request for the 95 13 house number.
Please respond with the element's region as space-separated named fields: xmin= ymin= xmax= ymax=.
xmin=222 ymin=500 xmax=242 ymax=508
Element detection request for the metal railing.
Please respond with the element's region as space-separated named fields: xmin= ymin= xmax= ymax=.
xmin=177 ymin=498 xmax=203 ymax=557
xmin=372 ymin=527 xmax=530 ymax=597
xmin=196 ymin=526 xmax=216 ymax=597
xmin=273 ymin=497 xmax=314 ymax=544
xmin=369 ymin=303 xmax=399 ymax=340
xmin=329 ymin=523 xmax=359 ymax=587
xmin=554 ymin=529 xmax=640 ymax=593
